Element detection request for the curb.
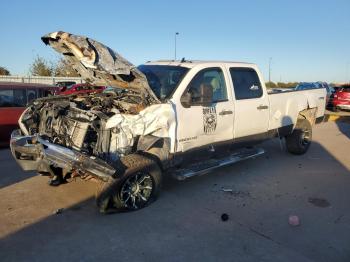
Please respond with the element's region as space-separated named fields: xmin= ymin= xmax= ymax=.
xmin=323 ymin=114 xmax=350 ymax=123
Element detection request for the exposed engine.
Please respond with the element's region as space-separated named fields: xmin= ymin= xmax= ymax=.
xmin=20 ymin=89 xmax=149 ymax=162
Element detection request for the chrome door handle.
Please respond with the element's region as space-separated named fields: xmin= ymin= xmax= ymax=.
xmin=257 ymin=105 xmax=269 ymax=110
xmin=219 ymin=110 xmax=233 ymax=116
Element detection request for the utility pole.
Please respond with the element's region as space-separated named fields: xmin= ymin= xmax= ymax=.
xmin=268 ymin=57 xmax=272 ymax=83
xmin=174 ymin=32 xmax=179 ymax=61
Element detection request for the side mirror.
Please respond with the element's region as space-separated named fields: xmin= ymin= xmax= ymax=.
xmin=180 ymin=92 xmax=192 ymax=108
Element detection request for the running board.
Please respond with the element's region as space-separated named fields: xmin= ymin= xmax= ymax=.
xmin=171 ymin=147 xmax=265 ymax=181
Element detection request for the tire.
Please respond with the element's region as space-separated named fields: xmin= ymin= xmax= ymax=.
xmin=285 ymin=119 xmax=312 ymax=155
xmin=95 ymin=154 xmax=162 ymax=213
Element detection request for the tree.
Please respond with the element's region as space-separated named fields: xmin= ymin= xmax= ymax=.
xmin=265 ymin=81 xmax=277 ymax=88
xmin=54 ymin=58 xmax=80 ymax=77
xmin=0 ymin=66 xmax=10 ymax=75
xmin=277 ymin=82 xmax=299 ymax=88
xmin=29 ymin=56 xmax=54 ymax=76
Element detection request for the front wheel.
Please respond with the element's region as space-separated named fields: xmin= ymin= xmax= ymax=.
xmin=95 ymin=154 xmax=162 ymax=213
xmin=285 ymin=119 xmax=312 ymax=155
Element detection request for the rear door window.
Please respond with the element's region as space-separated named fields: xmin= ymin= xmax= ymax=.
xmin=230 ymin=68 xmax=263 ymax=100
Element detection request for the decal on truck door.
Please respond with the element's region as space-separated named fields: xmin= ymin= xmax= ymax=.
xmin=203 ymin=107 xmax=217 ymax=134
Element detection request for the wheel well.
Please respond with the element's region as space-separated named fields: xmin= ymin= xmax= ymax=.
xmin=297 ymin=108 xmax=317 ymax=126
xmin=137 ymin=135 xmax=171 ymax=170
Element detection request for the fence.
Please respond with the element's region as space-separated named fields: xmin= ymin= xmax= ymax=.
xmin=0 ymin=75 xmax=84 ymax=85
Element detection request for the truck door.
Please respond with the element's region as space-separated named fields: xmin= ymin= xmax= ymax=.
xmin=229 ymin=67 xmax=269 ymax=139
xmin=176 ymin=67 xmax=234 ymax=153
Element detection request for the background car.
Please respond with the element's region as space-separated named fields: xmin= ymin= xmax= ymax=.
xmin=317 ymin=82 xmax=335 ymax=107
xmin=295 ymin=82 xmax=334 ymax=108
xmin=57 ymin=83 xmax=106 ymax=95
xmin=0 ymin=82 xmax=55 ymax=146
xmin=332 ymin=85 xmax=350 ymax=111
xmin=294 ymin=82 xmax=319 ymax=91
xmin=54 ymin=81 xmax=77 ymax=95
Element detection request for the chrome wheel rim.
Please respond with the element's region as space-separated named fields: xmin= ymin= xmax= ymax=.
xmin=119 ymin=172 xmax=153 ymax=209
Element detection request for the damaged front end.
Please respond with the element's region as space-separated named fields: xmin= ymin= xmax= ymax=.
xmin=10 ymin=31 xmax=175 ymax=181
xmin=11 ymin=89 xmax=175 ymax=180
xmin=10 ymin=129 xmax=115 ymax=181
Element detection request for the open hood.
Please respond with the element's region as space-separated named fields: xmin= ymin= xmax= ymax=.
xmin=41 ymin=31 xmax=159 ymax=104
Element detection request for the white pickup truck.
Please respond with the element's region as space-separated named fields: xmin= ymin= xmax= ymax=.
xmin=10 ymin=32 xmax=326 ymax=213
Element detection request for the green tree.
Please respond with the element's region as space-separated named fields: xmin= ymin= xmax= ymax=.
xmin=0 ymin=66 xmax=10 ymax=75
xmin=265 ymin=81 xmax=277 ymax=88
xmin=54 ymin=58 xmax=80 ymax=77
xmin=29 ymin=56 xmax=54 ymax=76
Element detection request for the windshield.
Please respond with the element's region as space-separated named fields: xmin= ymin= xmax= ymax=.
xmin=138 ymin=65 xmax=189 ymax=100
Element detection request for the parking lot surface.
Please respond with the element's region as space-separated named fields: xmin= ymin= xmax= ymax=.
xmin=0 ymin=121 xmax=349 ymax=262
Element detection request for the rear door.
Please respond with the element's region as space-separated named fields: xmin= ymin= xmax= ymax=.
xmin=229 ymin=67 xmax=269 ymax=139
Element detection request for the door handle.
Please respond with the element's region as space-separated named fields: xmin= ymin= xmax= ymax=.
xmin=219 ymin=110 xmax=233 ymax=116
xmin=257 ymin=105 xmax=269 ymax=110
xmin=318 ymin=97 xmax=324 ymax=100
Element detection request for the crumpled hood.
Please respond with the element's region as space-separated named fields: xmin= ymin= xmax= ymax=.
xmin=41 ymin=31 xmax=159 ymax=104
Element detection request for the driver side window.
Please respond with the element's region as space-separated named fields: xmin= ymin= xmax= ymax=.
xmin=185 ymin=67 xmax=228 ymax=104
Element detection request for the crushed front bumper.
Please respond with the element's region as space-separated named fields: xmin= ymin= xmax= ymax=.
xmin=10 ymin=129 xmax=115 ymax=181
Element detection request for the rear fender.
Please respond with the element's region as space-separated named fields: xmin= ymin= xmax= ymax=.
xmin=298 ymin=108 xmax=317 ymax=126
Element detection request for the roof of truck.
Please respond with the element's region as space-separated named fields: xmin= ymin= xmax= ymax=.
xmin=144 ymin=60 xmax=256 ymax=68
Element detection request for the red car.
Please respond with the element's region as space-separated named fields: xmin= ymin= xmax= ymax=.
xmin=58 ymin=83 xmax=106 ymax=95
xmin=332 ymin=85 xmax=350 ymax=111
xmin=0 ymin=82 xmax=54 ymax=146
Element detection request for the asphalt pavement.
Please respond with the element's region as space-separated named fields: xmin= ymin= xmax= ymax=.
xmin=0 ymin=121 xmax=349 ymax=262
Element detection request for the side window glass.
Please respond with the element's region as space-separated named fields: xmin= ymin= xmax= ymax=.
xmin=0 ymin=89 xmax=14 ymax=107
xmin=13 ymin=89 xmax=27 ymax=107
xmin=186 ymin=67 xmax=227 ymax=103
xmin=230 ymin=68 xmax=263 ymax=100
xmin=27 ymin=89 xmax=38 ymax=103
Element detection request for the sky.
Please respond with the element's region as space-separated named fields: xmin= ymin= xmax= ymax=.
xmin=0 ymin=0 xmax=349 ymax=83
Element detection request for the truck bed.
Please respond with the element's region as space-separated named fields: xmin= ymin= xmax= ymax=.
xmin=267 ymin=88 xmax=326 ymax=131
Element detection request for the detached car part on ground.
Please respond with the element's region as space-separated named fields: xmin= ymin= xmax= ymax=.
xmin=10 ymin=31 xmax=326 ymax=213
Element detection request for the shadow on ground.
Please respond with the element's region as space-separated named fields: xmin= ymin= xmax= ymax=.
xmin=336 ymin=121 xmax=350 ymax=139
xmin=0 ymin=122 xmax=350 ymax=262
xmin=0 ymin=148 xmax=36 ymax=189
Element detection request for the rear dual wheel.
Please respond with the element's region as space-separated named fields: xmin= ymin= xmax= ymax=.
xmin=95 ymin=154 xmax=162 ymax=213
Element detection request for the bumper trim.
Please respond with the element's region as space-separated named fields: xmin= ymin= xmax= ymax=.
xmin=10 ymin=129 xmax=116 ymax=180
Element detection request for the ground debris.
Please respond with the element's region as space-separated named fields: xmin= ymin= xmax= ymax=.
xmin=53 ymin=208 xmax=64 ymax=215
xmin=288 ymin=215 xmax=300 ymax=226
xmin=308 ymin=197 xmax=331 ymax=208
xmin=221 ymin=188 xmax=251 ymax=198
xmin=221 ymin=213 xmax=229 ymax=221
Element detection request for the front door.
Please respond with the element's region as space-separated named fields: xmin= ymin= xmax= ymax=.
xmin=176 ymin=67 xmax=234 ymax=153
